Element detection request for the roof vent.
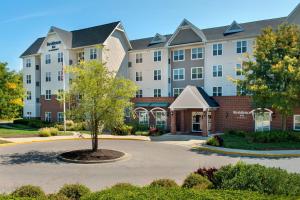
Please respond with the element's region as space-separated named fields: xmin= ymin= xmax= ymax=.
xmin=224 ymin=20 xmax=244 ymax=35
xmin=150 ymin=33 xmax=166 ymax=44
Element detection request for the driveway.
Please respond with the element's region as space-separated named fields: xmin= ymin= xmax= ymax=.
xmin=0 ymin=139 xmax=299 ymax=193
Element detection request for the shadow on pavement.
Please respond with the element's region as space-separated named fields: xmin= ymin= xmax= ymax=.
xmin=0 ymin=151 xmax=64 ymax=165
xmin=150 ymin=133 xmax=208 ymax=142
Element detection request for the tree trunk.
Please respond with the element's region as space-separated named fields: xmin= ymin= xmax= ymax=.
xmin=91 ymin=120 xmax=99 ymax=152
xmin=281 ymin=114 xmax=287 ymax=131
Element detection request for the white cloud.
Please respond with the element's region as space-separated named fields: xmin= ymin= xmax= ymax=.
xmin=0 ymin=11 xmax=51 ymax=24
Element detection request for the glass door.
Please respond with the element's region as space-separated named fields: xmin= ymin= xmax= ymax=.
xmin=192 ymin=112 xmax=202 ymax=132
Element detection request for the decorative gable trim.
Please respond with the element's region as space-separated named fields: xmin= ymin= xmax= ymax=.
xmin=223 ymin=20 xmax=244 ymax=35
xmin=150 ymin=33 xmax=167 ymax=44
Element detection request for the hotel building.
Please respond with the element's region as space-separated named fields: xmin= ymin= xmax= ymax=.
xmin=21 ymin=4 xmax=300 ymax=135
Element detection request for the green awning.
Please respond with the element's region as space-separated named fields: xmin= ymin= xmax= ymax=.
xmin=135 ymin=102 xmax=169 ymax=107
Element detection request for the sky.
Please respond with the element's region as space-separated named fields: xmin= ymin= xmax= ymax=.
xmin=0 ymin=0 xmax=299 ymax=71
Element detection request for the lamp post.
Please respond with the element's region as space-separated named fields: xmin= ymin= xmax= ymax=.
xmin=62 ymin=52 xmax=66 ymax=134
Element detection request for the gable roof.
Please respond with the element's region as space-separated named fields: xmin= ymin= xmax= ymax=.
xmin=223 ymin=20 xmax=244 ymax=35
xmin=21 ymin=21 xmax=120 ymax=57
xmin=130 ymin=34 xmax=172 ymax=50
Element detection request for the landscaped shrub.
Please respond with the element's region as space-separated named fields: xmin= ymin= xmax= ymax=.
xmin=54 ymin=121 xmax=87 ymax=131
xmin=38 ymin=127 xmax=59 ymax=137
xmin=149 ymin=179 xmax=178 ymax=188
xmin=47 ymin=193 xmax=69 ymax=200
xmin=49 ymin=127 xmax=59 ymax=136
xmin=213 ymin=161 xmax=300 ymax=196
xmin=58 ymin=184 xmax=91 ymax=200
xmin=110 ymin=183 xmax=139 ymax=190
xmin=13 ymin=119 xmax=50 ymax=128
xmin=249 ymin=131 xmax=300 ymax=143
xmin=11 ymin=185 xmax=45 ymax=198
xmin=195 ymin=167 xmax=218 ymax=182
xmin=226 ymin=130 xmax=247 ymax=137
xmin=182 ymin=173 xmax=213 ymax=189
xmin=113 ymin=124 xmax=133 ymax=135
xmin=134 ymin=131 xmax=149 ymax=136
xmin=206 ymin=135 xmax=223 ymax=147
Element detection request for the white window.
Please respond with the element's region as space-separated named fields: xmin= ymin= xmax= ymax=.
xmin=136 ymin=90 xmax=143 ymax=98
xmin=57 ymin=112 xmax=64 ymax=122
xmin=45 ymin=90 xmax=51 ymax=100
xmin=57 ymin=89 xmax=63 ymax=100
xmin=154 ymin=51 xmax=161 ymax=62
xmin=138 ymin=111 xmax=149 ymax=126
xmin=213 ymin=87 xmax=222 ymax=96
xmin=154 ymin=89 xmax=161 ymax=97
xmin=58 ymin=71 xmax=63 ymax=81
xmin=77 ymin=52 xmax=84 ymax=62
xmin=45 ymin=54 xmax=51 ymax=64
xmin=236 ymin=63 xmax=244 ymax=76
xmin=173 ymin=68 xmax=185 ymax=80
xmin=26 ymin=75 xmax=31 ymax=84
xmin=58 ymin=52 xmax=63 ymax=63
xmin=191 ymin=48 xmax=203 ymax=60
xmin=213 ymin=65 xmax=222 ymax=77
xmin=26 ymin=112 xmax=32 ymax=119
xmin=173 ymin=50 xmax=184 ymax=61
xmin=90 ymin=48 xmax=97 ymax=59
xmin=45 ymin=112 xmax=51 ymax=122
xmin=26 ymin=91 xmax=31 ymax=100
xmin=154 ymin=70 xmax=161 ymax=80
xmin=294 ymin=115 xmax=300 ymax=131
xmin=46 ymin=72 xmax=51 ymax=82
xmin=237 ymin=40 xmax=247 ymax=53
xmin=136 ymin=53 xmax=143 ymax=63
xmin=155 ymin=111 xmax=166 ymax=128
xmin=136 ymin=72 xmax=142 ymax=81
xmin=213 ymin=43 xmax=222 ymax=56
xmin=255 ymin=112 xmax=271 ymax=132
xmin=191 ymin=67 xmax=203 ymax=80
xmin=173 ymin=88 xmax=184 ymax=97
xmin=26 ymin=59 xmax=31 ymax=67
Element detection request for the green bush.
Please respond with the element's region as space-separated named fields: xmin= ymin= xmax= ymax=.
xmin=11 ymin=185 xmax=45 ymax=198
xmin=206 ymin=137 xmax=220 ymax=147
xmin=58 ymin=184 xmax=91 ymax=200
xmin=213 ymin=162 xmax=300 ymax=196
xmin=110 ymin=183 xmax=139 ymax=190
xmin=38 ymin=127 xmax=59 ymax=137
xmin=13 ymin=119 xmax=50 ymax=128
xmin=182 ymin=173 xmax=213 ymax=189
xmin=134 ymin=131 xmax=149 ymax=136
xmin=113 ymin=124 xmax=133 ymax=135
xmin=54 ymin=121 xmax=86 ymax=132
xmin=226 ymin=130 xmax=247 ymax=137
xmin=47 ymin=193 xmax=69 ymax=200
xmin=249 ymin=131 xmax=300 ymax=143
xmin=149 ymin=179 xmax=178 ymax=188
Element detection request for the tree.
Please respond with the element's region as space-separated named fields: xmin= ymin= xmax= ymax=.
xmin=240 ymin=23 xmax=300 ymax=130
xmin=0 ymin=62 xmax=24 ymax=119
xmin=65 ymin=60 xmax=137 ymax=151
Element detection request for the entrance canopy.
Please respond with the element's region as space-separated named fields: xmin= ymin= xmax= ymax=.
xmin=169 ymin=86 xmax=219 ymax=111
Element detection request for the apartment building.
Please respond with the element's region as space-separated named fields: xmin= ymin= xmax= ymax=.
xmin=21 ymin=4 xmax=300 ymax=135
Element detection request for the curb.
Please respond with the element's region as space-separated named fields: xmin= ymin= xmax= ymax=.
xmin=196 ymin=145 xmax=300 ymax=158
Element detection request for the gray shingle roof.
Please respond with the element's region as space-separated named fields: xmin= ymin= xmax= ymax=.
xmin=197 ymin=87 xmax=219 ymax=108
xmin=21 ymin=21 xmax=120 ymax=57
xmin=130 ymin=34 xmax=172 ymax=50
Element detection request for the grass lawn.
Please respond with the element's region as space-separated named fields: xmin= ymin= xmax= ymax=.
xmin=221 ymin=134 xmax=300 ymax=150
xmin=0 ymin=139 xmax=10 ymax=144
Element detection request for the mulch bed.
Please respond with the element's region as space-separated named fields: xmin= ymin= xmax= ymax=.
xmin=60 ymin=149 xmax=125 ymax=161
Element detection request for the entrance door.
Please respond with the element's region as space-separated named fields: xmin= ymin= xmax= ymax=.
xmin=192 ymin=112 xmax=202 ymax=132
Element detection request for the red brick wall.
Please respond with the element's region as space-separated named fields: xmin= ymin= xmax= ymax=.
xmin=40 ymin=95 xmax=63 ymax=122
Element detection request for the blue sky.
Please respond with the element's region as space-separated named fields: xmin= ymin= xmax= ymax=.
xmin=0 ymin=0 xmax=299 ymax=71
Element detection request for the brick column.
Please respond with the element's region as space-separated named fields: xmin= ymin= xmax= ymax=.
xmin=170 ymin=110 xmax=177 ymax=134
xmin=202 ymin=111 xmax=208 ymax=136
xmin=180 ymin=110 xmax=185 ymax=132
xmin=211 ymin=110 xmax=216 ymax=133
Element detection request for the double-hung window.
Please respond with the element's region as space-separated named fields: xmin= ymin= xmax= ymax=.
xmin=191 ymin=67 xmax=203 ymax=80
xmin=173 ymin=68 xmax=184 ymax=80
xmin=45 ymin=90 xmax=51 ymax=100
xmin=237 ymin=40 xmax=247 ymax=53
xmin=213 ymin=87 xmax=222 ymax=96
xmin=58 ymin=71 xmax=63 ymax=81
xmin=90 ymin=48 xmax=97 ymax=59
xmin=154 ymin=70 xmax=161 ymax=80
xmin=45 ymin=112 xmax=51 ymax=122
xmin=26 ymin=91 xmax=31 ymax=100
xmin=136 ymin=72 xmax=142 ymax=81
xmin=46 ymin=72 xmax=51 ymax=82
xmin=57 ymin=89 xmax=63 ymax=100
xmin=45 ymin=54 xmax=51 ymax=64
xmin=58 ymin=52 xmax=63 ymax=63
xmin=154 ymin=51 xmax=161 ymax=62
xmin=136 ymin=90 xmax=143 ymax=98
xmin=173 ymin=50 xmax=184 ymax=61
xmin=26 ymin=59 xmax=31 ymax=67
xmin=57 ymin=112 xmax=64 ymax=123
xmin=213 ymin=44 xmax=222 ymax=56
xmin=191 ymin=48 xmax=203 ymax=60
xmin=26 ymin=75 xmax=31 ymax=84
xmin=154 ymin=89 xmax=161 ymax=97
xmin=77 ymin=52 xmax=84 ymax=62
xmin=136 ymin=53 xmax=143 ymax=63
xmin=173 ymin=88 xmax=184 ymax=97
xmin=236 ymin=63 xmax=244 ymax=76
xmin=294 ymin=115 xmax=300 ymax=131
xmin=213 ymin=65 xmax=222 ymax=77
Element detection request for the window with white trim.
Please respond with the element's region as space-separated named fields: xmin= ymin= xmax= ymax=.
xmin=26 ymin=59 xmax=31 ymax=67
xmin=136 ymin=90 xmax=143 ymax=98
xmin=138 ymin=111 xmax=149 ymax=126
xmin=45 ymin=90 xmax=51 ymax=100
xmin=191 ymin=67 xmax=203 ymax=80
xmin=236 ymin=63 xmax=244 ymax=76
xmin=26 ymin=91 xmax=31 ymax=100
xmin=57 ymin=112 xmax=64 ymax=122
xmin=136 ymin=72 xmax=142 ymax=81
xmin=154 ymin=51 xmax=161 ymax=62
xmin=191 ymin=48 xmax=203 ymax=60
xmin=213 ymin=87 xmax=222 ymax=96
xmin=58 ymin=52 xmax=63 ymax=63
xmin=154 ymin=70 xmax=161 ymax=80
xmin=57 ymin=89 xmax=63 ymax=100
xmin=45 ymin=54 xmax=51 ymax=64
xmin=45 ymin=112 xmax=51 ymax=122
xmin=173 ymin=50 xmax=184 ymax=61
xmin=294 ymin=115 xmax=300 ymax=131
xmin=255 ymin=112 xmax=271 ymax=132
xmin=213 ymin=65 xmax=222 ymax=77
xmin=173 ymin=68 xmax=185 ymax=80
xmin=237 ymin=40 xmax=247 ymax=53
xmin=90 ymin=48 xmax=97 ymax=59
xmin=26 ymin=75 xmax=31 ymax=84
xmin=173 ymin=88 xmax=184 ymax=97
xmin=46 ymin=72 xmax=51 ymax=82
xmin=154 ymin=89 xmax=161 ymax=97
xmin=58 ymin=71 xmax=63 ymax=81
xmin=26 ymin=112 xmax=32 ymax=119
xmin=155 ymin=111 xmax=166 ymax=128
xmin=213 ymin=43 xmax=222 ymax=56
xmin=136 ymin=53 xmax=143 ymax=63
